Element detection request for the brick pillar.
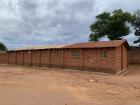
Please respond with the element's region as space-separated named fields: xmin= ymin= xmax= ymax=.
xmin=7 ymin=52 xmax=9 ymax=65
xmin=81 ymin=49 xmax=84 ymax=71
xmin=113 ymin=48 xmax=116 ymax=73
xmin=22 ymin=51 xmax=24 ymax=66
xmin=39 ymin=50 xmax=41 ymax=67
xmin=62 ymin=49 xmax=65 ymax=68
xmin=49 ymin=49 xmax=51 ymax=67
xmin=121 ymin=45 xmax=123 ymax=70
xmin=15 ymin=51 xmax=17 ymax=65
xmin=30 ymin=50 xmax=32 ymax=66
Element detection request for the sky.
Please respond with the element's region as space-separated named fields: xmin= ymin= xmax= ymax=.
xmin=0 ymin=0 xmax=140 ymax=48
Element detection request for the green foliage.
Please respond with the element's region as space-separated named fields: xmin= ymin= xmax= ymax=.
xmin=89 ymin=9 xmax=132 ymax=41
xmin=131 ymin=10 xmax=140 ymax=35
xmin=0 ymin=42 xmax=7 ymax=52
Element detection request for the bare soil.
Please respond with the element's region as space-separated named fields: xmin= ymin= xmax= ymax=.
xmin=0 ymin=65 xmax=139 ymax=105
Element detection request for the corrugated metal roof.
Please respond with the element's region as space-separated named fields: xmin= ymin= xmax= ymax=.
xmin=62 ymin=40 xmax=129 ymax=49
xmin=8 ymin=45 xmax=67 ymax=51
xmin=8 ymin=40 xmax=129 ymax=51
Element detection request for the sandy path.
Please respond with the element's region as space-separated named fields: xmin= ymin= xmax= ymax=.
xmin=0 ymin=65 xmax=139 ymax=105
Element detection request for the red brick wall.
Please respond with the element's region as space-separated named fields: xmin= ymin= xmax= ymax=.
xmin=115 ymin=46 xmax=122 ymax=72
xmin=123 ymin=45 xmax=128 ymax=69
xmin=9 ymin=51 xmax=16 ymax=65
xmin=16 ymin=51 xmax=24 ymax=65
xmin=63 ymin=48 xmax=115 ymax=73
xmin=51 ymin=49 xmax=64 ymax=67
xmin=40 ymin=50 xmax=50 ymax=66
xmin=32 ymin=50 xmax=41 ymax=66
xmin=129 ymin=47 xmax=140 ymax=64
xmin=115 ymin=45 xmax=128 ymax=73
xmin=23 ymin=50 xmax=32 ymax=66
xmin=63 ymin=49 xmax=82 ymax=69
xmin=0 ymin=53 xmax=7 ymax=64
xmin=83 ymin=48 xmax=115 ymax=73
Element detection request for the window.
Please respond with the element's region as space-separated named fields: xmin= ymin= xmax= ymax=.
xmin=100 ymin=50 xmax=107 ymax=58
xmin=71 ymin=49 xmax=79 ymax=58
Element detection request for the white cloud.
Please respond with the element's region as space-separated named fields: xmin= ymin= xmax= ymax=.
xmin=0 ymin=0 xmax=139 ymax=48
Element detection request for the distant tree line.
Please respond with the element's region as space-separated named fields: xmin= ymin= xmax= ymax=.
xmin=89 ymin=9 xmax=140 ymax=46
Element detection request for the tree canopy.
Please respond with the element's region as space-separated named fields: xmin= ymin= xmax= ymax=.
xmin=131 ymin=10 xmax=140 ymax=46
xmin=89 ymin=9 xmax=132 ymax=41
xmin=0 ymin=42 xmax=7 ymax=52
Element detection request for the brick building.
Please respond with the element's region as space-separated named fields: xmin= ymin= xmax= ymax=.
xmin=0 ymin=52 xmax=7 ymax=64
xmin=128 ymin=46 xmax=140 ymax=64
xmin=5 ymin=40 xmax=130 ymax=74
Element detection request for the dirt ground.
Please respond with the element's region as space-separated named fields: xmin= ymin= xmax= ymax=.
xmin=0 ymin=65 xmax=139 ymax=105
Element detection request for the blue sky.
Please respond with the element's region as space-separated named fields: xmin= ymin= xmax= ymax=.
xmin=0 ymin=0 xmax=140 ymax=48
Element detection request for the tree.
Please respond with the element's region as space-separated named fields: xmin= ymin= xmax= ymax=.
xmin=0 ymin=42 xmax=7 ymax=52
xmin=131 ymin=10 xmax=140 ymax=46
xmin=89 ymin=9 xmax=132 ymax=41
